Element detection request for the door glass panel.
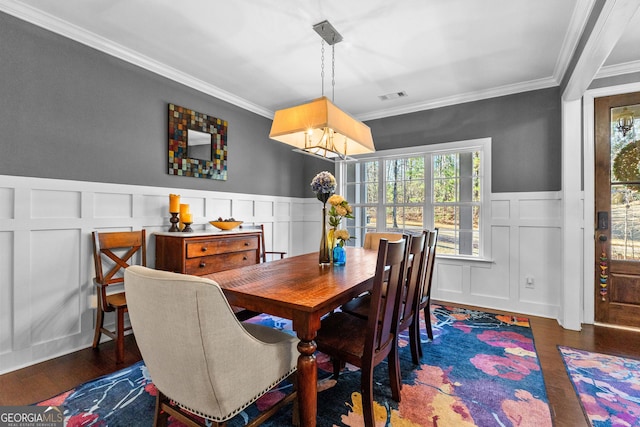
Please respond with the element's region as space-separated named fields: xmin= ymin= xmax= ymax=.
xmin=610 ymin=103 xmax=640 ymax=261
xmin=610 ymin=184 xmax=640 ymax=260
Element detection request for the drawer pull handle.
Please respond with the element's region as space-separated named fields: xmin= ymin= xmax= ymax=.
xmin=244 ymin=242 xmax=249 ymax=246
xmin=243 ymin=256 xmax=247 ymax=260
xmin=201 ymin=247 xmax=208 ymax=252
xmin=199 ymin=261 xmax=206 ymax=268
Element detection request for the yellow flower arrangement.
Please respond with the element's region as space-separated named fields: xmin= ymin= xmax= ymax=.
xmin=327 ymin=194 xmax=354 ymax=247
xmin=334 ymin=229 xmax=351 ymax=247
xmin=328 ymin=194 xmax=353 ymax=228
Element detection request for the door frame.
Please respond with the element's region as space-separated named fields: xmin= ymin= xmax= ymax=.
xmin=582 ymin=81 xmax=640 ymax=325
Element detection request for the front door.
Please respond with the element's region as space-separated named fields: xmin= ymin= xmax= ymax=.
xmin=594 ymin=92 xmax=640 ymax=327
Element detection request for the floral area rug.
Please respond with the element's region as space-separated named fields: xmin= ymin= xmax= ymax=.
xmin=37 ymin=305 xmax=551 ymax=426
xmin=558 ymin=346 xmax=640 ymax=427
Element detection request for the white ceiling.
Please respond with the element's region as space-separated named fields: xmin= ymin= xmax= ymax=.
xmin=2 ymin=0 xmax=640 ymax=121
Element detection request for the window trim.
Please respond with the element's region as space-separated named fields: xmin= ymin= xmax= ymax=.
xmin=337 ymin=137 xmax=492 ymax=260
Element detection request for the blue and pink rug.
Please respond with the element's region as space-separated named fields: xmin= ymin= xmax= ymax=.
xmin=559 ymin=346 xmax=640 ymax=427
xmin=38 ymin=305 xmax=552 ymax=426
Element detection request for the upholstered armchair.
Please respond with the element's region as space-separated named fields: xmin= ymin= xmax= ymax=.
xmin=124 ymin=265 xmax=298 ymax=427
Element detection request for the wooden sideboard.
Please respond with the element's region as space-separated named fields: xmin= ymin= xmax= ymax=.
xmin=154 ymin=230 xmax=261 ymax=276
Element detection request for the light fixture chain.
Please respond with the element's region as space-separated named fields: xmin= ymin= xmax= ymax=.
xmin=321 ymin=40 xmax=325 ymax=97
xmin=332 ymin=44 xmax=335 ymax=102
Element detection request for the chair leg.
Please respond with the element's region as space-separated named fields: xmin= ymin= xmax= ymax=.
xmin=92 ymin=303 xmax=104 ymax=349
xmin=331 ymin=358 xmax=343 ymax=380
xmin=408 ymin=320 xmax=421 ymax=365
xmin=154 ymin=392 xmax=170 ymax=427
xmin=388 ymin=341 xmax=402 ymax=399
xmin=361 ymin=365 xmax=375 ymax=427
xmin=424 ymin=304 xmax=433 ymax=341
xmin=115 ymin=307 xmax=125 ymax=364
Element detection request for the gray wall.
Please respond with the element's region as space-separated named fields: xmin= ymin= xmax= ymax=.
xmin=366 ymin=87 xmax=562 ymax=192
xmin=0 ymin=11 xmax=328 ymax=198
xmin=590 ymin=72 xmax=640 ymax=90
xmin=1 ymin=11 xmax=562 ymax=196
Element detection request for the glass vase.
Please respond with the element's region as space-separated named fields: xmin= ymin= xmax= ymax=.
xmin=319 ymin=205 xmax=331 ymax=265
xmin=333 ymin=245 xmax=346 ymax=266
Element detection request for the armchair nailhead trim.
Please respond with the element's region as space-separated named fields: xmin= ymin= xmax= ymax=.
xmin=169 ymin=367 xmax=296 ymax=422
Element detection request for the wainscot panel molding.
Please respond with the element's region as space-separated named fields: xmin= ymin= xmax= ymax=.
xmin=0 ymin=175 xmax=565 ymax=373
xmin=0 ymin=175 xmax=310 ymax=374
xmin=431 ymin=192 xmax=564 ymax=320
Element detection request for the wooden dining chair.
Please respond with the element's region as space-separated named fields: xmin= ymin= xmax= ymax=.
xmin=413 ymin=228 xmax=439 ymax=354
xmin=91 ymin=229 xmax=146 ymax=364
xmin=240 ymin=224 xmax=286 ymax=262
xmin=315 ymin=237 xmax=408 ymax=427
xmin=341 ymin=231 xmax=429 ymax=364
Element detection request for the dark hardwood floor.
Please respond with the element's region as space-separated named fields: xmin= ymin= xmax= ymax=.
xmin=1 ymin=302 xmax=639 ymax=427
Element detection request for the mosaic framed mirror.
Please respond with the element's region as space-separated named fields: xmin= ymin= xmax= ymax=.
xmin=168 ymin=103 xmax=228 ymax=180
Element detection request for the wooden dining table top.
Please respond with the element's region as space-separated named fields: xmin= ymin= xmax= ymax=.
xmin=204 ymin=247 xmax=378 ymax=320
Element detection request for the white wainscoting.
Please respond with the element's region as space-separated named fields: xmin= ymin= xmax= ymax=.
xmin=431 ymin=191 xmax=563 ymax=320
xmin=0 ymin=175 xmax=564 ymax=374
xmin=0 ymin=175 xmax=313 ymax=374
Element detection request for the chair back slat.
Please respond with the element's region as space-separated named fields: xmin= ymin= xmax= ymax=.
xmin=365 ymin=237 xmax=407 ymax=357
xmin=398 ymin=231 xmax=427 ymax=329
xmin=93 ymin=230 xmax=147 ymax=286
xmin=419 ymin=228 xmax=438 ymax=304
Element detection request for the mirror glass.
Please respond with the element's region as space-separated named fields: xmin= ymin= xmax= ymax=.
xmin=187 ymin=129 xmax=212 ymax=160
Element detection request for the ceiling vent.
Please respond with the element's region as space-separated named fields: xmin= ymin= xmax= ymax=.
xmin=378 ymin=91 xmax=408 ymax=101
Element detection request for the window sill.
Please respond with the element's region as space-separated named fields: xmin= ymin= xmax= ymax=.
xmin=436 ymin=255 xmax=494 ymax=264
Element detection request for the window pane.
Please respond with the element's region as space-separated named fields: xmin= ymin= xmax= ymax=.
xmin=364 ymin=161 xmax=378 ymax=182
xmin=472 ymin=206 xmax=480 ymax=231
xmin=386 ymin=181 xmax=404 ymax=204
xmin=365 ymin=183 xmax=378 ymax=203
xmin=346 ymin=207 xmax=378 ymax=247
xmin=406 ymin=180 xmax=425 ymax=203
xmin=434 ymin=178 xmax=458 ymax=202
xmin=405 ymin=206 xmax=424 ymax=234
xmin=434 ymin=206 xmax=458 ymax=230
xmin=380 ymin=206 xmax=424 ymax=233
xmin=406 ymin=157 xmax=425 ymax=179
xmin=385 ymin=206 xmax=404 ymax=232
xmin=346 ymin=161 xmax=377 ymax=182
xmin=473 ymin=175 xmax=481 ymax=202
xmin=437 ymin=229 xmax=457 ymax=255
xmin=434 ymin=153 xmax=458 ymax=178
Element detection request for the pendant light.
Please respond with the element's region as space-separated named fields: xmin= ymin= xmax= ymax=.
xmin=269 ymin=20 xmax=375 ymax=161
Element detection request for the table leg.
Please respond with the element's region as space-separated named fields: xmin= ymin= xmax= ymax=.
xmin=296 ymin=336 xmax=317 ymax=427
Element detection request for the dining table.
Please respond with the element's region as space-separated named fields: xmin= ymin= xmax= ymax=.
xmin=204 ymin=247 xmax=379 ymax=427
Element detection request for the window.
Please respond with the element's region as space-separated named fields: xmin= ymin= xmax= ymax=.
xmin=338 ymin=138 xmax=491 ymax=259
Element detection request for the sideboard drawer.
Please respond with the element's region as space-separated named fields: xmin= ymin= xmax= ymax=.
xmin=186 ymin=236 xmax=258 ymax=258
xmin=185 ymin=251 xmax=258 ymax=275
xmin=155 ymin=231 xmax=262 ymax=276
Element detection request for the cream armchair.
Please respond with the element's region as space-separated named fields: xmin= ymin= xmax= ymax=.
xmin=124 ymin=265 xmax=298 ymax=427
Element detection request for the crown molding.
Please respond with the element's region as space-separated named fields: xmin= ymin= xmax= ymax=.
xmin=562 ymin=0 xmax=640 ymax=101
xmin=595 ymin=59 xmax=640 ymax=79
xmin=358 ymin=77 xmax=558 ymax=121
xmin=552 ymin=0 xmax=597 ymax=83
xmin=0 ymin=0 xmax=274 ymax=119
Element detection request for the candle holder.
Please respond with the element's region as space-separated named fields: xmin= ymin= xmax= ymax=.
xmin=168 ymin=212 xmax=180 ymax=232
xmin=182 ymin=222 xmax=194 ymax=233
